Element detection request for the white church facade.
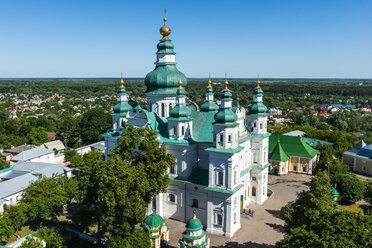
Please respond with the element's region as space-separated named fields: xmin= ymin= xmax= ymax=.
xmin=103 ymin=16 xmax=269 ymax=237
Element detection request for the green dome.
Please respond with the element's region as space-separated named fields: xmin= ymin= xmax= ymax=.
xmin=253 ymin=87 xmax=263 ymax=96
xmin=143 ymin=213 xmax=164 ymax=228
xmin=157 ymin=40 xmax=175 ymax=54
xmin=232 ymin=100 xmax=240 ymax=113
xmin=169 ymin=89 xmax=192 ymax=120
xmin=186 ymin=214 xmax=203 ymax=231
xmin=201 ymin=101 xmax=219 ymax=112
xmin=214 ymin=109 xmax=237 ymax=124
xmin=248 ymin=102 xmax=267 ymax=115
xmin=221 ymin=90 xmax=233 ymax=99
xmin=145 ymin=65 xmax=187 ymax=95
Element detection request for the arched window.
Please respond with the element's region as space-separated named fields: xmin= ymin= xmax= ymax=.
xmin=220 ymin=134 xmax=223 ymax=142
xmin=234 ymin=171 xmax=237 ymax=184
xmin=254 ymin=122 xmax=256 ymax=127
xmin=161 ymin=103 xmax=165 ymax=117
xmin=182 ymin=126 xmax=185 ymax=135
xmin=173 ymin=126 xmax=176 ymax=136
xmin=169 ymin=103 xmax=172 ymax=115
xmin=192 ymin=199 xmax=198 ymax=208
xmin=217 ymin=172 xmax=223 ymax=185
xmin=152 ymin=198 xmax=156 ymax=210
xmin=168 ymin=194 xmax=176 ymax=203
xmin=252 ymin=187 xmax=256 ymax=196
xmin=260 ymin=123 xmax=263 ymax=129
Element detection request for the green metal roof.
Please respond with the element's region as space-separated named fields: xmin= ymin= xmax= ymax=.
xmin=270 ymin=141 xmax=290 ymax=161
xmin=248 ymin=102 xmax=267 ymax=115
xmin=190 ymin=111 xmax=216 ymax=143
xmin=186 ymin=213 xmax=203 ymax=231
xmin=169 ymin=168 xmax=209 ymax=186
xmin=113 ymin=101 xmax=132 ymax=115
xmin=143 ymin=212 xmax=164 ymax=228
xmin=206 ymin=146 xmax=244 ymax=154
xmin=200 ymin=101 xmax=219 ymax=112
xmin=330 ymin=187 xmax=341 ymax=197
xmin=205 ymin=183 xmax=244 ymax=194
xmin=269 ymin=134 xmax=320 ymax=158
xmin=214 ymin=108 xmax=238 ymax=125
xmin=145 ymin=65 xmax=187 ymax=95
xmin=156 ymin=40 xmax=176 ymax=54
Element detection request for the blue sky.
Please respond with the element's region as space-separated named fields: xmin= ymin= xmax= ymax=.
xmin=0 ymin=0 xmax=371 ymax=78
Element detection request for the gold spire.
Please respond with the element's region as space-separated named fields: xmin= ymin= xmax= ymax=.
xmin=224 ymin=72 xmax=229 ymax=91
xmin=207 ymin=73 xmax=212 ymax=88
xmin=160 ymin=8 xmax=171 ymax=40
xmin=178 ymin=73 xmax=183 ymax=90
xmin=256 ymin=74 xmax=260 ymax=88
xmin=120 ymin=72 xmax=125 ymax=88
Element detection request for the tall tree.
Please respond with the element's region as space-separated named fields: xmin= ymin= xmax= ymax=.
xmin=27 ymin=126 xmax=50 ymax=145
xmin=78 ymin=108 xmax=111 ymax=145
xmin=21 ymin=176 xmax=74 ymax=226
xmin=75 ymin=125 xmax=175 ymax=244
xmin=0 ymin=215 xmax=14 ymax=242
xmin=332 ymin=173 xmax=364 ymax=203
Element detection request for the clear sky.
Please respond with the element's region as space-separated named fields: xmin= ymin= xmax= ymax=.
xmin=0 ymin=0 xmax=371 ymax=78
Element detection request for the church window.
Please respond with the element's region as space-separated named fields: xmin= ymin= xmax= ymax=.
xmin=173 ymin=126 xmax=176 ymax=136
xmin=192 ymin=199 xmax=198 ymax=208
xmin=170 ymin=165 xmax=175 ymax=174
xmin=254 ymin=122 xmax=256 ymax=127
xmin=252 ymin=187 xmax=256 ymax=196
xmin=293 ymin=165 xmax=297 ymax=171
xmin=234 ymin=171 xmax=237 ymax=184
xmin=228 ymin=135 xmax=232 ymax=142
xmin=252 ymin=176 xmax=256 ymax=181
xmin=152 ymin=198 xmax=156 ymax=210
xmin=220 ymin=134 xmax=223 ymax=143
xmin=169 ymin=103 xmax=172 ymax=116
xmin=362 ymin=166 xmax=366 ymax=171
xmin=216 ymin=213 xmax=223 ymax=226
xmin=217 ymin=172 xmax=223 ymax=186
xmin=168 ymin=194 xmax=176 ymax=203
xmin=182 ymin=126 xmax=185 ymax=135
xmin=263 ymin=152 xmax=266 ymax=163
xmin=161 ymin=103 xmax=165 ymax=117
xmin=260 ymin=123 xmax=263 ymax=129
xmin=253 ymin=153 xmax=257 ymax=163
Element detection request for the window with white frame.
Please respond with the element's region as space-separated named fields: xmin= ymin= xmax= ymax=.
xmin=215 ymin=212 xmax=223 ymax=226
xmin=182 ymin=126 xmax=185 ymax=135
xmin=168 ymin=194 xmax=176 ymax=203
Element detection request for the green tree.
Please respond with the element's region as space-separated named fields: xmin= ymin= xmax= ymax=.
xmin=21 ymin=176 xmax=73 ymax=226
xmin=35 ymin=227 xmax=64 ymax=248
xmin=75 ymin=125 xmax=175 ymax=243
xmin=280 ymin=173 xmax=336 ymax=231
xmin=3 ymin=204 xmax=28 ymax=234
xmin=0 ymin=157 xmax=10 ymax=170
xmin=78 ymin=108 xmax=111 ymax=145
xmin=18 ymin=237 xmax=44 ymax=248
xmin=27 ymin=126 xmax=50 ymax=145
xmin=332 ymin=174 xmax=364 ymax=203
xmin=110 ymin=229 xmax=151 ymax=248
xmin=277 ymin=173 xmax=372 ymax=248
xmin=0 ymin=215 xmax=14 ymax=242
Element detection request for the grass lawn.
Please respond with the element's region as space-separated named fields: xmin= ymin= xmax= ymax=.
xmin=5 ymin=226 xmax=36 ymax=244
xmin=338 ymin=203 xmax=364 ymax=214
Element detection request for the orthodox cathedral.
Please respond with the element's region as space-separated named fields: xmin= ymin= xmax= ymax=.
xmin=103 ymin=16 xmax=269 ymax=238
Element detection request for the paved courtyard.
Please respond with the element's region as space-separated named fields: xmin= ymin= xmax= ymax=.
xmin=166 ymin=173 xmax=312 ymax=248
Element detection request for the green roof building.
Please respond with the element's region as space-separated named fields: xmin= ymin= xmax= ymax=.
xmin=142 ymin=212 xmax=169 ymax=248
xmin=178 ymin=211 xmax=210 ymax=248
xmin=269 ymin=134 xmax=320 ymax=175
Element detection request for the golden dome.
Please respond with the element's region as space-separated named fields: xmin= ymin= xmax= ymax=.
xmin=178 ymin=74 xmax=183 ymax=90
xmin=120 ymin=72 xmax=125 ymax=88
xmin=256 ymin=79 xmax=261 ymax=88
xmin=224 ymin=73 xmax=229 ymax=91
xmin=207 ymin=73 xmax=212 ymax=88
xmin=160 ymin=17 xmax=171 ymax=40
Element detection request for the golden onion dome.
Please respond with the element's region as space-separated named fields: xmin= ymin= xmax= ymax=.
xmin=160 ymin=17 xmax=171 ymax=40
